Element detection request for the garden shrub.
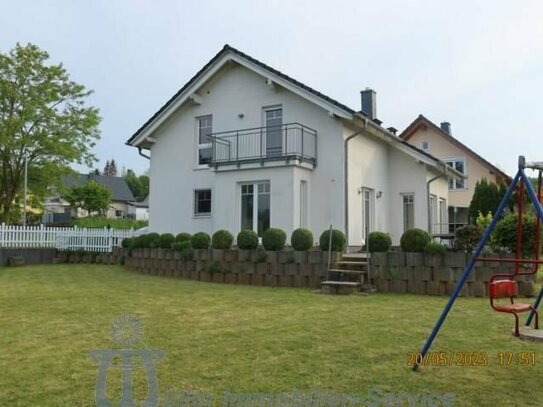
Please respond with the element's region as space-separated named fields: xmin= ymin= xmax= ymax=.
xmin=159 ymin=233 xmax=175 ymax=249
xmin=121 ymin=237 xmax=133 ymax=249
xmin=171 ymin=240 xmax=191 ymax=252
xmin=237 ymin=229 xmax=259 ymax=250
xmin=494 ymin=213 xmax=540 ymax=257
xmin=319 ymin=229 xmax=346 ymax=252
xmin=262 ymin=228 xmax=287 ymax=251
xmin=145 ymin=232 xmax=161 ymax=248
xmin=367 ymin=231 xmax=391 ymax=252
xmin=212 ymin=229 xmax=234 ymax=249
xmin=454 ymin=225 xmax=482 ymax=252
xmin=191 ymin=232 xmax=211 ymax=249
xmin=255 ymin=247 xmax=268 ymax=263
xmin=290 ymin=228 xmax=314 ymax=251
xmin=175 ymin=232 xmax=191 ymax=243
xmin=400 ymin=228 xmax=431 ymax=252
xmin=424 ymin=241 xmax=447 ymax=255
xmin=132 ymin=235 xmax=146 ymax=248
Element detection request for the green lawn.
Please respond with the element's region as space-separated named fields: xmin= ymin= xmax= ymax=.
xmin=0 ymin=265 xmax=541 ymax=406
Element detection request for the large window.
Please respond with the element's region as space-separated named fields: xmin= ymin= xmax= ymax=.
xmin=241 ymin=181 xmax=270 ymax=236
xmin=198 ymin=115 xmax=213 ymax=166
xmin=194 ymin=189 xmax=211 ymax=216
xmin=445 ymin=158 xmax=466 ymax=190
xmin=402 ymin=194 xmax=415 ymax=232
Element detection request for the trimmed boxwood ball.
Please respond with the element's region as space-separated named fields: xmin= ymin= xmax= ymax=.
xmin=132 ymin=235 xmax=145 ymax=248
xmin=262 ymin=228 xmax=287 ymax=251
xmin=191 ymin=232 xmax=211 ymax=249
xmin=121 ymin=237 xmax=133 ymax=249
xmin=367 ymin=231 xmax=391 ymax=252
xmin=159 ymin=233 xmax=175 ymax=249
xmin=171 ymin=240 xmax=191 ymax=251
xmin=212 ymin=229 xmax=234 ymax=249
xmin=291 ymin=228 xmax=313 ymax=251
xmin=145 ymin=232 xmax=161 ymax=248
xmin=319 ymin=229 xmax=346 ymax=252
xmin=175 ymin=232 xmax=192 ymax=243
xmin=236 ymin=229 xmax=259 ymax=250
xmin=424 ymin=241 xmax=447 ymax=255
xmin=400 ymin=228 xmax=431 ymax=252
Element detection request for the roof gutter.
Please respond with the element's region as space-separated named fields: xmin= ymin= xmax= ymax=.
xmin=344 ymin=117 xmax=368 ymax=249
xmin=138 ymin=147 xmax=150 ymax=160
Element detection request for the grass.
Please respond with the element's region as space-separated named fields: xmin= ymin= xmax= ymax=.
xmin=0 ymin=265 xmax=542 ymax=406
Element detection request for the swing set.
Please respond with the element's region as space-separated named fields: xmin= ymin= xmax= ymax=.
xmin=413 ymin=156 xmax=543 ymax=371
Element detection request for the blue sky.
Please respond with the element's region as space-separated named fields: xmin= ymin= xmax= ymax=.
xmin=1 ymin=0 xmax=542 ymax=176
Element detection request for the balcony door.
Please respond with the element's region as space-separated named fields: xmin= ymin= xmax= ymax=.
xmin=264 ymin=107 xmax=282 ymax=157
xmin=241 ymin=181 xmax=271 ymax=237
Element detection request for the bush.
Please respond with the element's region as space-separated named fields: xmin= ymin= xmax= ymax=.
xmin=319 ymin=229 xmax=346 ymax=252
xmin=145 ymin=232 xmax=161 ymax=248
xmin=367 ymin=231 xmax=391 ymax=252
xmin=191 ymin=232 xmax=211 ymax=249
xmin=171 ymin=240 xmax=191 ymax=252
xmin=236 ymin=229 xmax=259 ymax=250
xmin=132 ymin=234 xmax=146 ymax=248
xmin=159 ymin=233 xmax=175 ymax=249
xmin=454 ymin=225 xmax=482 ymax=252
xmin=255 ymin=247 xmax=268 ymax=263
xmin=212 ymin=229 xmax=234 ymax=249
xmin=121 ymin=237 xmax=133 ymax=249
xmin=262 ymin=228 xmax=287 ymax=251
xmin=494 ymin=213 xmax=540 ymax=257
xmin=424 ymin=241 xmax=447 ymax=255
xmin=290 ymin=228 xmax=313 ymax=251
xmin=400 ymin=228 xmax=431 ymax=252
xmin=175 ymin=232 xmax=192 ymax=243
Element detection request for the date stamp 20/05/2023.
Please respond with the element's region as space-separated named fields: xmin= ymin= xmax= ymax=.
xmin=407 ymin=352 xmax=537 ymax=367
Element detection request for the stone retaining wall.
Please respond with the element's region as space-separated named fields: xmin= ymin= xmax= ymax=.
xmin=370 ymin=252 xmax=536 ymax=297
xmin=123 ymin=248 xmax=340 ymax=289
xmin=0 ymin=248 xmax=58 ymax=266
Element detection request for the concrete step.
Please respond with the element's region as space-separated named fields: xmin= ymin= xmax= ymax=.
xmin=342 ymin=253 xmax=369 ymax=261
xmin=337 ymin=260 xmax=368 ymax=266
xmin=328 ymin=268 xmax=366 ymax=275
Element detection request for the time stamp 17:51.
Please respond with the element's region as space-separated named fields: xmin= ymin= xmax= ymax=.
xmin=407 ymin=352 xmax=537 ymax=367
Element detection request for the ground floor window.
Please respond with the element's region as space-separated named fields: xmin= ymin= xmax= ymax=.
xmin=402 ymin=193 xmax=415 ymax=232
xmin=194 ymin=189 xmax=212 ymax=216
xmin=241 ymin=181 xmax=270 ymax=236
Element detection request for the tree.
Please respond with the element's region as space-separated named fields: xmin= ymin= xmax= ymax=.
xmin=103 ymin=159 xmax=117 ymax=176
xmin=124 ymin=169 xmax=149 ymax=200
xmin=0 ymin=43 xmax=100 ymax=223
xmin=65 ymin=180 xmax=111 ymax=215
xmin=468 ymin=178 xmax=502 ymax=223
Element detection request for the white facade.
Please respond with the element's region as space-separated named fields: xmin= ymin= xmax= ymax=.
xmin=129 ymin=46 xmax=451 ymax=246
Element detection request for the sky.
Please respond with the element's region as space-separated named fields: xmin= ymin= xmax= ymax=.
xmin=1 ymin=0 xmax=542 ymax=176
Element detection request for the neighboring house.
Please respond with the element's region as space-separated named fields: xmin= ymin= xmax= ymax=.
xmin=43 ymin=174 xmax=135 ymax=223
xmin=126 ymin=45 xmax=460 ymax=246
xmin=127 ymin=196 xmax=149 ymax=221
xmin=400 ymin=115 xmax=510 ymax=233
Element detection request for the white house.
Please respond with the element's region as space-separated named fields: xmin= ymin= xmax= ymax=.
xmin=126 ymin=45 xmax=457 ymax=246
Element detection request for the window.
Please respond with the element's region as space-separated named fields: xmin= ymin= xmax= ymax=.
xmin=429 ymin=194 xmax=437 ymax=234
xmin=300 ymin=180 xmax=308 ymax=228
xmin=241 ymin=181 xmax=270 ymax=236
xmin=402 ymin=194 xmax=415 ymax=232
xmin=194 ymin=189 xmax=212 ymax=216
xmin=115 ymin=210 xmax=123 ymax=218
xmin=198 ymin=115 xmax=213 ymax=166
xmin=421 ymin=141 xmax=429 ymax=151
xmin=264 ymin=107 xmax=283 ymax=156
xmin=445 ymin=158 xmax=466 ymax=190
xmin=361 ymin=188 xmax=374 ymax=241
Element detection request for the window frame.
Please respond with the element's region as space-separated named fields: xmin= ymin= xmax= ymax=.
xmin=421 ymin=140 xmax=430 ymax=151
xmin=401 ymin=193 xmax=415 ymax=232
xmin=239 ymin=180 xmax=271 ymax=236
xmin=361 ymin=187 xmax=375 ymax=241
xmin=445 ymin=156 xmax=467 ymax=190
xmin=194 ymin=188 xmax=212 ymax=217
xmin=196 ymin=115 xmax=213 ymax=168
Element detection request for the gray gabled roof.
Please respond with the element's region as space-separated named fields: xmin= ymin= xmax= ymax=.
xmin=64 ymin=174 xmax=135 ymax=202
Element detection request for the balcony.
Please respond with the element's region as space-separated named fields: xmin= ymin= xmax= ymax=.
xmin=210 ymin=123 xmax=317 ymax=169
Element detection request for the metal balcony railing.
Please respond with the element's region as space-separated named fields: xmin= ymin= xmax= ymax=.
xmin=210 ymin=123 xmax=317 ymax=167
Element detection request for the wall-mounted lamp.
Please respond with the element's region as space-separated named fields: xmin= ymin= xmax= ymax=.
xmin=238 ymin=113 xmax=244 ymax=118
xmin=376 ymin=191 xmax=383 ymax=199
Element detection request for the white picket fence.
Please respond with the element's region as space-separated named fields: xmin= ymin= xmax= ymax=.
xmin=0 ymin=223 xmax=136 ymax=252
